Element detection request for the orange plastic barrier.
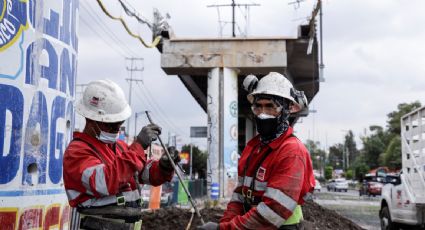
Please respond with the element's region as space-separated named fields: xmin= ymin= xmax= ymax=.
xmin=148 ymin=186 xmax=162 ymax=210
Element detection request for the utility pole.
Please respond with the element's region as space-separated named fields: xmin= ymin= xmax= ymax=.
xmin=190 ymin=140 xmax=193 ymax=179
xmin=232 ymin=0 xmax=235 ymax=37
xmin=125 ymin=57 xmax=144 ymax=140
xmin=207 ymin=1 xmax=259 ymax=37
xmin=319 ymin=0 xmax=325 ymax=81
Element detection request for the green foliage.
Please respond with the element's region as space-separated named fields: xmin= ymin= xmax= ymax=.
xmin=360 ymin=101 xmax=421 ymax=170
xmin=324 ymin=166 xmax=333 ymax=180
xmin=361 ymin=126 xmax=386 ymax=169
xmin=354 ymin=162 xmax=370 ymax=181
xmin=180 ymin=144 xmax=208 ymax=179
xmin=345 ymin=169 xmax=353 ymax=180
xmin=383 ymin=136 xmax=402 ymax=169
xmin=328 ymin=144 xmax=344 ymax=169
xmin=351 ymin=153 xmax=370 ymax=181
xmin=304 ymin=140 xmax=326 ymax=171
xmin=386 ymin=101 xmax=421 ymax=135
xmin=344 ymin=130 xmax=359 ymax=169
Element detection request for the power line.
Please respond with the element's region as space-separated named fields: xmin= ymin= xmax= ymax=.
xmin=80 ymin=1 xmax=139 ymax=57
xmin=132 ymin=86 xmax=184 ymax=139
xmin=125 ymin=57 xmax=144 ymax=138
xmin=207 ymin=0 xmax=260 ymax=37
xmin=79 ymin=15 xmax=127 ymax=57
xmin=118 ymin=0 xmax=153 ymax=30
xmin=133 ymin=81 xmax=189 ymax=138
xmin=95 ymin=0 xmax=161 ymax=48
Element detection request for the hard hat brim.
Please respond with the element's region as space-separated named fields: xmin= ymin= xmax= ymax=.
xmin=247 ymin=91 xmax=301 ymax=113
xmin=76 ymin=100 xmax=132 ymax=123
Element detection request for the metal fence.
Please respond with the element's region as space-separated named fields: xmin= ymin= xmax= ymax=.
xmin=171 ymin=179 xmax=207 ymax=204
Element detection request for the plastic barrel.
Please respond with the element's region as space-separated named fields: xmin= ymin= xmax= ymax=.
xmin=211 ymin=183 xmax=219 ymax=200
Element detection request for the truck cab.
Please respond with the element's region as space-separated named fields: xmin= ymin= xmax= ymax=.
xmin=379 ymin=106 xmax=425 ymax=230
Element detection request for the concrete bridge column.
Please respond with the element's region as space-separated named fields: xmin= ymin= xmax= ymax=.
xmin=207 ymin=67 xmax=238 ymax=198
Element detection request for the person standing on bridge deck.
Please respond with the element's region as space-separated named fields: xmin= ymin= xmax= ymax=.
xmin=197 ymin=72 xmax=315 ymax=230
xmin=63 ymin=79 xmax=180 ymax=230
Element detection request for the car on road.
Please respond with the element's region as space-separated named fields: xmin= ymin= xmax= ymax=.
xmin=327 ymin=178 xmax=349 ymax=192
xmin=314 ymin=179 xmax=322 ymax=192
xmin=359 ymin=176 xmax=384 ymax=196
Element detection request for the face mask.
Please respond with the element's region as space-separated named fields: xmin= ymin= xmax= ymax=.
xmin=98 ymin=130 xmax=119 ymax=144
xmin=94 ymin=121 xmax=119 ymax=144
xmin=255 ymin=113 xmax=279 ymax=138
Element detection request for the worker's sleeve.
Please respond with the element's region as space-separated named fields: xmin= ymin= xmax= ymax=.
xmin=138 ymin=158 xmax=174 ymax=186
xmin=220 ymin=155 xmax=305 ymax=230
xmin=220 ymin=189 xmax=245 ymax=223
xmin=64 ymin=142 xmax=146 ymax=198
xmin=131 ymin=143 xmax=174 ymax=186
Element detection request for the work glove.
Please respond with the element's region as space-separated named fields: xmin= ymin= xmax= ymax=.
xmin=159 ymin=147 xmax=181 ymax=172
xmin=196 ymin=222 xmax=219 ymax=230
xmin=137 ymin=124 xmax=162 ymax=149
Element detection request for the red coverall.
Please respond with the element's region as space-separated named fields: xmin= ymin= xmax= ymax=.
xmin=220 ymin=126 xmax=315 ymax=229
xmin=63 ymin=132 xmax=173 ymax=207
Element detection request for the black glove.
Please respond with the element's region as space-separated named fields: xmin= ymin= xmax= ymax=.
xmin=159 ymin=147 xmax=181 ymax=171
xmin=137 ymin=124 xmax=162 ymax=149
xmin=196 ymin=222 xmax=219 ymax=230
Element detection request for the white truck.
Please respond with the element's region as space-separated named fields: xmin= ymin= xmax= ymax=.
xmin=380 ymin=106 xmax=425 ymax=230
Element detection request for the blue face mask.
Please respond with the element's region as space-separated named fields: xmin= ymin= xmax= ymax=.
xmin=98 ymin=130 xmax=119 ymax=144
xmin=94 ymin=121 xmax=119 ymax=144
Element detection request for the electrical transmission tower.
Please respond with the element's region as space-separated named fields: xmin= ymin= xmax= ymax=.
xmin=207 ymin=0 xmax=259 ymax=37
xmin=125 ymin=57 xmax=144 ymax=139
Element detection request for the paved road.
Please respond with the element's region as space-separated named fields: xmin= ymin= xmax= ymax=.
xmin=314 ymin=189 xmax=381 ymax=230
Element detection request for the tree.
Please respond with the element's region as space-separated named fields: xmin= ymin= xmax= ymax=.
xmin=361 ymin=125 xmax=386 ymax=169
xmin=324 ymin=166 xmax=333 ymax=180
xmin=304 ymin=140 xmax=326 ymax=172
xmin=344 ymin=130 xmax=359 ymax=169
xmin=345 ymin=169 xmax=353 ymax=180
xmin=360 ymin=101 xmax=421 ymax=170
xmin=386 ymin=101 xmax=421 ymax=136
xmin=328 ymin=144 xmax=344 ymax=169
xmin=383 ymin=136 xmax=402 ymax=170
xmin=180 ymin=144 xmax=208 ymax=179
xmin=351 ymin=151 xmax=370 ymax=181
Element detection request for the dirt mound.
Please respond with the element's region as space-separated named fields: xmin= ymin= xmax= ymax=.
xmin=140 ymin=201 xmax=365 ymax=230
xmin=302 ymin=201 xmax=364 ymax=230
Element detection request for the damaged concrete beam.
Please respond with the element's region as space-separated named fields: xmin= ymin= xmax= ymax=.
xmin=161 ymin=38 xmax=289 ymax=75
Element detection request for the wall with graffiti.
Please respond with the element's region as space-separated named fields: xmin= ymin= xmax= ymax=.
xmin=0 ymin=0 xmax=78 ymax=228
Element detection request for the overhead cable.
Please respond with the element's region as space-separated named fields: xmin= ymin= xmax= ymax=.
xmin=118 ymin=0 xmax=153 ymax=29
xmin=134 ymin=82 xmax=189 ymax=137
xmin=95 ymin=0 xmax=162 ymax=48
xmin=80 ymin=2 xmax=138 ymax=57
xmin=79 ymin=16 xmax=126 ymax=57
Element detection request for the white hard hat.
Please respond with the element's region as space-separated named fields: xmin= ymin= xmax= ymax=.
xmin=247 ymin=72 xmax=302 ymax=113
xmin=76 ymin=79 xmax=131 ymax=122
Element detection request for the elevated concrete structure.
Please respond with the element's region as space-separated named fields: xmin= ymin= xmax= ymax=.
xmin=159 ymin=25 xmax=319 ymax=198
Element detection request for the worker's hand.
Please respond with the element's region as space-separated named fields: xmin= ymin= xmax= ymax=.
xmin=196 ymin=222 xmax=219 ymax=230
xmin=137 ymin=124 xmax=162 ymax=149
xmin=159 ymin=147 xmax=181 ymax=171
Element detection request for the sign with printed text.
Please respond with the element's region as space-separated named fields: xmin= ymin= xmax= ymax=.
xmin=0 ymin=0 xmax=79 ymax=228
xmin=190 ymin=126 xmax=207 ymax=138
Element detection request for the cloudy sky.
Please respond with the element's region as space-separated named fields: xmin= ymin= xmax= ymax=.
xmin=77 ymin=0 xmax=425 ymax=151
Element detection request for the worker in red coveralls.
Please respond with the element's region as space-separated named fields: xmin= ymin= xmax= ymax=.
xmin=198 ymin=72 xmax=315 ymax=230
xmin=64 ymin=79 xmax=179 ymax=230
